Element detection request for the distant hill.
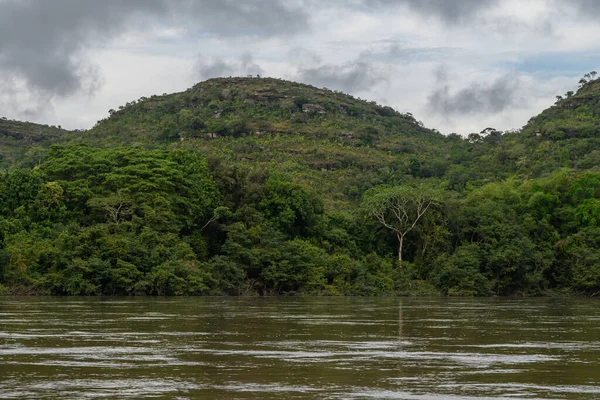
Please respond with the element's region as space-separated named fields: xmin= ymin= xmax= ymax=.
xmin=524 ymin=77 xmax=600 ymax=140
xmin=86 ymin=77 xmax=440 ymax=144
xmin=477 ymin=77 xmax=600 ymax=176
xmin=0 ymin=118 xmax=72 ymax=167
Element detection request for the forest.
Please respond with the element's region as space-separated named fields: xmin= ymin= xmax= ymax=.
xmin=0 ymin=75 xmax=599 ymax=296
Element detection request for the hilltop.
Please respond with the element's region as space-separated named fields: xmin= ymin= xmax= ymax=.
xmin=87 ymin=77 xmax=439 ymax=143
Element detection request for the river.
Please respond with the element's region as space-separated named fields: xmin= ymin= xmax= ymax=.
xmin=1 ymin=297 xmax=599 ymax=399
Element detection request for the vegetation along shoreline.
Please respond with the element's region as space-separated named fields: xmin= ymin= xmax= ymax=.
xmin=1 ymin=74 xmax=600 ymax=297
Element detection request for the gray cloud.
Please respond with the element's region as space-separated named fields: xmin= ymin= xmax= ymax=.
xmin=562 ymin=0 xmax=600 ymax=23
xmin=287 ymin=47 xmax=323 ymax=68
xmin=427 ymin=72 xmax=524 ymax=116
xmin=0 ymin=0 xmax=307 ymax=116
xmin=239 ymin=53 xmax=265 ymax=77
xmin=296 ymin=60 xmax=386 ymax=93
xmin=195 ymin=53 xmax=264 ymax=79
xmin=181 ymin=1 xmax=308 ymax=37
xmin=0 ymin=1 xmax=166 ymax=99
xmin=362 ymin=0 xmax=498 ymax=24
xmin=196 ymin=58 xmax=237 ymax=79
xmin=568 ymin=0 xmax=600 ymax=14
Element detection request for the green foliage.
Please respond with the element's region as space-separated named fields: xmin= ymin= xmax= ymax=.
xmin=434 ymin=244 xmax=490 ymax=296
xmin=260 ymin=173 xmax=324 ymax=238
xmin=1 ymin=76 xmax=600 ymax=296
xmin=144 ymin=260 xmax=215 ymax=295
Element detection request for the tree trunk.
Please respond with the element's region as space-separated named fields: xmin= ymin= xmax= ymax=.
xmin=397 ymin=233 xmax=404 ymax=266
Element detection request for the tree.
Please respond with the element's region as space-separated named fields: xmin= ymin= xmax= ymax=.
xmin=200 ymin=206 xmax=231 ymax=231
xmin=362 ymin=184 xmax=441 ymax=265
xmin=259 ymin=174 xmax=324 ymax=238
xmin=467 ymin=133 xmax=483 ymax=143
xmin=87 ymin=190 xmax=132 ymax=224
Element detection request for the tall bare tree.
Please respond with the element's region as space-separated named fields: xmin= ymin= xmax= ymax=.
xmin=362 ymin=184 xmax=441 ymax=265
xmin=87 ymin=190 xmax=132 ymax=224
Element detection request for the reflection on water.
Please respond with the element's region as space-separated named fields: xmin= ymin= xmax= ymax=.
xmin=1 ymin=297 xmax=599 ymax=399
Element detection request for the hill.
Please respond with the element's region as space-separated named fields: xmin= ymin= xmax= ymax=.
xmin=61 ymin=77 xmax=459 ymax=210
xmin=473 ymin=76 xmax=600 ymax=177
xmin=86 ymin=77 xmax=440 ymax=143
xmin=0 ymin=118 xmax=72 ymax=167
xmin=0 ymin=76 xmax=599 ymax=297
xmin=525 ymin=77 xmax=600 ymax=140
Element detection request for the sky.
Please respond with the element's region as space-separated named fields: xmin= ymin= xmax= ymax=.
xmin=1 ymin=0 xmax=600 ymax=135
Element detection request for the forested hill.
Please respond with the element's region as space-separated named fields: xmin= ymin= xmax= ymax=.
xmin=1 ymin=76 xmax=600 ymax=297
xmin=525 ymin=77 xmax=600 ymax=138
xmin=478 ymin=77 xmax=600 ymax=177
xmin=86 ymin=77 xmax=441 ymax=144
xmin=0 ymin=118 xmax=72 ymax=168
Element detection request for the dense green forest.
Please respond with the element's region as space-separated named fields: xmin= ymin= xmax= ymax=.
xmin=1 ymin=75 xmax=599 ymax=296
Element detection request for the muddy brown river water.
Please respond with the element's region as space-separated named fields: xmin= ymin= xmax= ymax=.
xmin=1 ymin=297 xmax=599 ymax=399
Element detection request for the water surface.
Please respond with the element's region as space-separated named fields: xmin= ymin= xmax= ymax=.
xmin=1 ymin=297 xmax=599 ymax=399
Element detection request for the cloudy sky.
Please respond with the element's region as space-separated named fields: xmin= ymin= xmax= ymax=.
xmin=1 ymin=0 xmax=599 ymax=135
